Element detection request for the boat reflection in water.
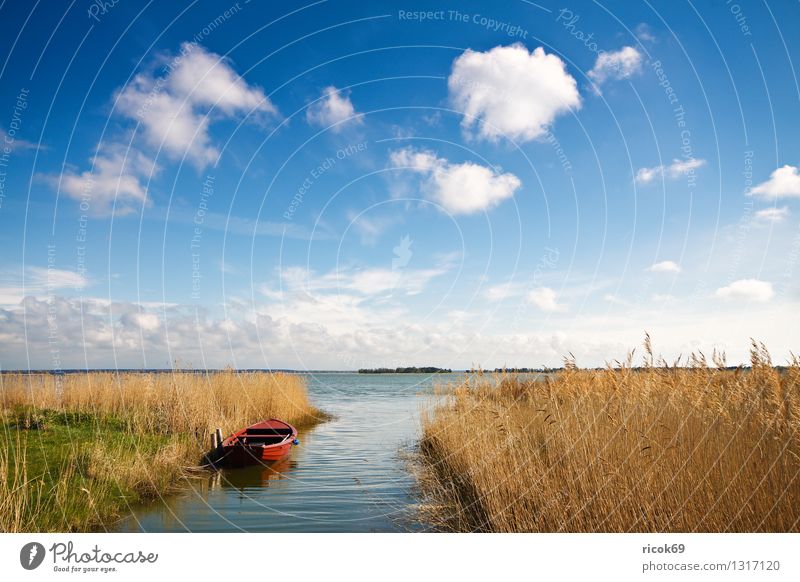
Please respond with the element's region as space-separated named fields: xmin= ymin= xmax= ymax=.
xmin=210 ymin=457 xmax=296 ymax=492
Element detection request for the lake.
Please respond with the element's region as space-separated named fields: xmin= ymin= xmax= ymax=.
xmin=117 ymin=372 xmax=460 ymax=532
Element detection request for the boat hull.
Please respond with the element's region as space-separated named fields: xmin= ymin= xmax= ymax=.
xmin=220 ymin=419 xmax=298 ymax=466
xmin=225 ymin=441 xmax=294 ymax=465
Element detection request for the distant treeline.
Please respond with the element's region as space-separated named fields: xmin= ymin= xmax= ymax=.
xmin=490 ymin=368 xmax=551 ymax=373
xmin=358 ymin=367 xmax=453 ymax=374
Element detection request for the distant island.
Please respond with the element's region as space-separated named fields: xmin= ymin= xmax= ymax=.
xmin=490 ymin=367 xmax=550 ymax=373
xmin=358 ymin=367 xmax=453 ymax=374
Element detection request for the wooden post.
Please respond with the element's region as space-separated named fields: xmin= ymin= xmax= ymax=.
xmin=214 ymin=428 xmax=223 ymax=452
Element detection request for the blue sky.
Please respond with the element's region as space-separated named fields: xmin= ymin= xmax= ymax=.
xmin=0 ymin=0 xmax=797 ymax=369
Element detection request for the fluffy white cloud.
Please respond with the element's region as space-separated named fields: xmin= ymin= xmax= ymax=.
xmin=115 ymin=42 xmax=275 ymax=167
xmin=527 ymin=287 xmax=563 ymax=312
xmin=48 ymin=145 xmax=156 ymax=215
xmin=636 ymin=158 xmax=706 ymax=185
xmin=715 ymin=279 xmax=774 ymax=302
xmin=389 ymin=147 xmax=521 ymax=214
xmin=306 ymin=86 xmax=361 ymax=131
xmin=448 ymin=44 xmax=580 ymax=142
xmin=648 ymin=260 xmax=681 ymax=273
xmin=126 ymin=312 xmax=161 ymax=332
xmin=749 ymin=165 xmax=800 ymax=199
xmin=588 ymin=46 xmax=643 ymax=86
xmin=43 ymin=43 xmax=275 ymax=216
xmin=755 ymin=207 xmax=789 ymax=222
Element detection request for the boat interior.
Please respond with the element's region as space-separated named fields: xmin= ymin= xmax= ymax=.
xmin=236 ymin=427 xmax=294 ymax=446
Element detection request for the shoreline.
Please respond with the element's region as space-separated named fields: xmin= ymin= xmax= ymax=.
xmin=415 ymin=343 xmax=800 ymax=532
xmin=1 ymin=371 xmax=329 ymax=532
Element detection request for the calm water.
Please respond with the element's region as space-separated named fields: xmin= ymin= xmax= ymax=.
xmin=117 ymin=373 xmax=458 ymax=532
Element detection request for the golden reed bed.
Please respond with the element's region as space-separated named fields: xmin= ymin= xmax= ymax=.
xmin=1 ymin=370 xmax=324 ymax=437
xmin=417 ymin=341 xmax=800 ymax=532
xmin=1 ymin=370 xmax=325 ymax=532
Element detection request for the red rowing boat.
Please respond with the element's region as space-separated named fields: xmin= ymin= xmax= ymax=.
xmin=221 ymin=419 xmax=299 ymax=465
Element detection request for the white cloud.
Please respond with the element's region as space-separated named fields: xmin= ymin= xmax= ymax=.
xmin=158 ymin=205 xmax=322 ymax=240
xmin=448 ymin=44 xmax=580 ymax=142
xmin=749 ymin=165 xmax=800 ymax=199
xmin=0 ymin=128 xmax=42 ymax=151
xmin=484 ymin=282 xmax=525 ymax=301
xmin=42 ymin=43 xmax=275 ymax=216
xmin=636 ymin=158 xmax=706 ymax=185
xmin=603 ymin=293 xmax=629 ymax=306
xmin=306 ymin=86 xmax=361 ymax=132
xmin=652 ymin=293 xmax=677 ymax=303
xmin=277 ymin=263 xmax=449 ymax=299
xmin=755 ymin=207 xmax=789 ymax=222
xmin=27 ymin=267 xmax=88 ymax=290
xmin=635 ymin=23 xmax=657 ymax=43
xmin=715 ymin=279 xmax=774 ymax=302
xmin=648 ymin=260 xmax=681 ymax=274
xmin=527 ymin=287 xmax=564 ymax=312
xmin=588 ymin=46 xmax=643 ymax=86
xmin=0 ymin=292 xmax=794 ymax=370
xmin=0 ymin=266 xmax=89 ymax=306
xmin=46 ymin=145 xmax=157 ymax=216
xmin=389 ymin=147 xmax=521 ymax=214
xmin=125 ymin=312 xmax=161 ymax=332
xmin=347 ymin=212 xmax=398 ymax=245
xmin=255 ymin=269 xmax=433 ymax=338
xmin=115 ymin=42 xmax=275 ymax=167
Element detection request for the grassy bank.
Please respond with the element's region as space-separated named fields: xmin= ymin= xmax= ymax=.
xmin=1 ymin=371 xmax=327 ymax=532
xmin=417 ymin=341 xmax=800 ymax=532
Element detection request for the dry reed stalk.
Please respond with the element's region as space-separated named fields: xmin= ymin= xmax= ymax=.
xmin=1 ymin=370 xmax=326 ymax=532
xmin=1 ymin=370 xmax=324 ymax=438
xmin=417 ymin=342 xmax=800 ymax=532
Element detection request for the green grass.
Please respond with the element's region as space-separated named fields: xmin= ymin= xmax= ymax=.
xmin=1 ymin=371 xmax=327 ymax=532
xmin=2 ymin=407 xmax=184 ymax=532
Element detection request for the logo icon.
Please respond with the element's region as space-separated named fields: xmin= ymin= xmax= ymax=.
xmin=20 ymin=542 xmax=46 ymax=570
xmin=392 ymin=235 xmax=413 ymax=271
